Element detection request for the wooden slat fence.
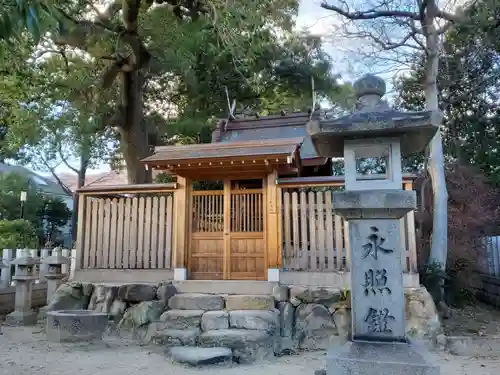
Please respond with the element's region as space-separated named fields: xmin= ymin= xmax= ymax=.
xmin=79 ymin=192 xmax=174 ymax=269
xmin=279 ymin=179 xmax=418 ymax=273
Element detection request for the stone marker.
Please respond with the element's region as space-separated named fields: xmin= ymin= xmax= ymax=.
xmin=170 ymin=346 xmax=232 ymax=366
xmin=308 ymin=74 xmax=440 ymax=375
xmin=5 ymin=256 xmax=39 ymax=326
xmin=41 ymin=248 xmax=71 ymax=306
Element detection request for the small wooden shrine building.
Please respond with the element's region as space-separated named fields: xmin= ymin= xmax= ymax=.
xmin=75 ymin=111 xmax=418 ymax=286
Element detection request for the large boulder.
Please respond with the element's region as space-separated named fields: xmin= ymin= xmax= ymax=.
xmin=159 ymin=310 xmax=204 ymax=329
xmin=45 ymin=282 xmax=94 ymax=311
xmin=170 ymin=346 xmax=232 ymax=366
xmin=405 ymin=287 xmax=440 ymax=340
xmin=88 ymin=284 xmax=119 ymax=314
xmin=199 ymin=329 xmax=274 ymax=364
xmin=118 ymin=284 xmax=157 ymax=303
xmin=294 ymin=303 xmax=338 ymax=350
xmin=290 ymin=286 xmax=343 ymax=307
xmin=229 ymin=310 xmax=279 ymax=333
xmin=201 ymin=311 xmax=229 ymax=331
xmin=118 ymin=301 xmax=165 ymax=329
xmin=225 ymin=295 xmax=275 ymax=310
xmin=278 ymin=302 xmax=295 ymax=338
xmin=156 ymin=282 xmax=177 ymax=306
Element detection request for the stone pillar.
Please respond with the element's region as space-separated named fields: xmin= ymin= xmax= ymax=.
xmin=0 ymin=258 xmax=7 ymax=334
xmin=5 ymin=256 xmax=39 ymax=326
xmin=41 ymin=248 xmax=71 ymax=305
xmin=0 ymin=249 xmax=12 ymax=288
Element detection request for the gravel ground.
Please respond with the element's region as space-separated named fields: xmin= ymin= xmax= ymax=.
xmin=1 ymin=325 xmax=499 ymax=375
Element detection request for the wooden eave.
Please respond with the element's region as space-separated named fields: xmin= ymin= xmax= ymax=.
xmin=142 ymin=138 xmax=304 ymax=179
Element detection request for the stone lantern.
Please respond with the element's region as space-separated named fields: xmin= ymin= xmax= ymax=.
xmin=41 ymin=247 xmax=71 ymax=305
xmin=5 ymin=256 xmax=40 ymax=326
xmin=307 ymin=74 xmax=440 ymax=375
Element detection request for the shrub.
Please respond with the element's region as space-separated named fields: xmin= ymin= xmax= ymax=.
xmin=0 ymin=219 xmax=38 ymax=250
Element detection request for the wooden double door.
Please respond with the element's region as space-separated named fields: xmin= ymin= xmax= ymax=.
xmin=188 ymin=180 xmax=266 ymax=280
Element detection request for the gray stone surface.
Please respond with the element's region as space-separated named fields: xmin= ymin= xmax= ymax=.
xmin=225 ymin=295 xmax=275 ymax=310
xmin=169 ymin=293 xmax=224 ymax=311
xmin=46 ymin=282 xmax=94 ymax=311
xmin=199 ymin=329 xmax=274 ymax=364
xmin=278 ymin=302 xmax=294 ymax=338
xmin=201 ymin=311 xmax=229 ymax=331
xmin=332 ymin=308 xmax=351 ymax=340
xmin=405 ymin=288 xmax=441 ymax=341
xmin=159 ymin=309 xmax=204 ymax=329
xmin=109 ymin=299 xmax=127 ymax=321
xmin=327 ymin=341 xmax=439 ymax=375
xmin=290 ymin=286 xmax=343 ymax=306
xmin=272 ymin=285 xmax=289 ymax=302
xmin=118 ymin=284 xmax=157 ymax=303
xmin=5 ymin=310 xmax=37 ymax=326
xmin=295 ymin=303 xmax=338 ymax=350
xmin=146 ymin=326 xmax=200 ymax=346
xmin=229 ymin=309 xmax=279 ymax=332
xmin=349 ymin=219 xmax=406 ymax=342
xmin=118 ymin=301 xmax=165 ymax=329
xmin=170 ymin=346 xmax=232 ymax=366
xmin=156 ymin=282 xmax=177 ymax=305
xmin=88 ymin=285 xmax=119 ymax=314
xmin=45 ymin=310 xmax=108 ymax=342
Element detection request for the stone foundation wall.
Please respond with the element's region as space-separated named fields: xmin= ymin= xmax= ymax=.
xmin=477 ymin=275 xmax=500 ymax=307
xmin=46 ymin=281 xmax=440 ymax=355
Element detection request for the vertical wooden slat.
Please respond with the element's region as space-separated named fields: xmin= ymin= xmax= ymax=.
xmin=334 ymin=215 xmax=343 ymax=270
xmin=344 ymin=219 xmax=351 ymax=271
xmin=90 ymin=199 xmax=98 ymax=268
xmin=400 ymin=214 xmax=407 ymax=271
xmin=324 ymin=192 xmax=335 ymax=270
xmin=144 ymin=197 xmax=152 ymax=268
xmin=102 ymin=199 xmax=111 ymax=268
xmin=405 ymin=182 xmax=418 ymax=273
xmin=123 ymin=198 xmax=131 ymax=268
xmin=75 ymin=194 xmax=87 ymax=270
xmin=223 ymin=180 xmax=231 ymax=279
xmin=116 ymin=198 xmax=125 ymax=268
xmin=83 ymin=197 xmax=92 ymax=269
xmin=109 ymin=199 xmax=118 ymax=268
xmin=157 ymin=196 xmax=166 ymax=268
xmin=151 ymin=197 xmax=159 ymax=269
xmin=291 ymin=192 xmax=299 ymax=270
xmin=317 ymin=192 xmax=325 ymax=270
xmin=96 ymin=199 xmax=105 ymax=267
xmin=137 ymin=197 xmax=145 ymax=268
xmin=130 ymin=197 xmax=138 ymax=268
xmin=308 ymin=191 xmax=317 ymax=271
xmin=166 ymin=195 xmax=174 ymax=269
xmin=283 ymin=192 xmax=292 ymax=269
xmin=299 ymin=191 xmax=308 ymax=269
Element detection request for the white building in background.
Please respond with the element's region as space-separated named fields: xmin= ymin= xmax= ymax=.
xmin=0 ymin=162 xmax=73 ymax=248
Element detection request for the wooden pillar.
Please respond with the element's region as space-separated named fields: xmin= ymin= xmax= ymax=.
xmin=223 ymin=179 xmax=231 ymax=280
xmin=75 ymin=193 xmax=87 ymax=270
xmin=266 ymin=170 xmax=281 ymax=280
xmin=172 ymin=176 xmax=191 ymax=279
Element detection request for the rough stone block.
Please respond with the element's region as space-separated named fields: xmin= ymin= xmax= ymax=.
xmin=88 ymin=284 xmax=118 ymax=313
xmin=229 ymin=309 xmax=279 ymax=332
xmin=199 ymin=329 xmax=274 ymax=364
xmin=5 ymin=310 xmax=38 ymax=326
xmin=290 ymin=286 xmax=342 ymax=306
xmin=279 ymin=302 xmax=295 ymax=338
xmin=146 ymin=326 xmax=201 ymax=346
xmin=170 ymin=346 xmax=232 ymax=366
xmin=295 ymin=303 xmax=338 ymax=350
xmin=169 ymin=293 xmax=224 ymax=311
xmin=272 ymin=285 xmax=289 ymax=302
xmin=118 ymin=284 xmax=157 ymax=303
xmin=156 ymin=282 xmax=177 ymax=306
xmin=46 ymin=282 xmax=94 ymax=311
xmin=201 ymin=311 xmax=229 ymax=331
xmin=159 ymin=309 xmax=204 ymax=329
xmin=118 ymin=301 xmax=165 ymax=329
xmin=225 ymin=295 xmax=275 ymax=310
xmin=327 ymin=341 xmax=439 ymax=375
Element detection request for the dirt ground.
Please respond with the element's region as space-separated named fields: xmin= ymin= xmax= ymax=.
xmin=441 ymin=302 xmax=500 ymax=337
xmin=0 ymin=325 xmax=499 ymax=375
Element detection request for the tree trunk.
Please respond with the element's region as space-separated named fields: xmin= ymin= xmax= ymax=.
xmin=70 ymin=155 xmax=89 ymax=244
xmin=424 ymin=5 xmax=449 ymax=272
xmin=118 ymin=71 xmax=152 ymax=184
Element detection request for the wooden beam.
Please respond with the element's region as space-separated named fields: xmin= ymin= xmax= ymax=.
xmin=78 ymin=183 xmax=177 ymax=195
xmin=172 ymin=176 xmax=190 ymax=270
xmin=223 ymin=179 xmax=231 ymax=280
xmin=266 ymin=170 xmax=280 ymax=269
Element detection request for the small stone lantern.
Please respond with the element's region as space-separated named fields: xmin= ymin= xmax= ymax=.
xmin=5 ymin=256 xmax=40 ymax=326
xmin=308 ymin=74 xmax=440 ymax=375
xmin=41 ymin=247 xmax=71 ymax=305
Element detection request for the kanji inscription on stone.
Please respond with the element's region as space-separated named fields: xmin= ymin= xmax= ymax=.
xmin=361 ymin=226 xmax=393 ymax=260
xmin=362 ymin=269 xmax=392 ymax=296
xmin=364 ymin=307 xmax=395 ymax=333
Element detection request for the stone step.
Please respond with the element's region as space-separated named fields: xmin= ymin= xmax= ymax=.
xmin=169 ymin=346 xmax=232 ymax=366
xmin=173 ymin=281 xmax=277 ymax=295
xmin=168 ymin=293 xmax=225 ymax=311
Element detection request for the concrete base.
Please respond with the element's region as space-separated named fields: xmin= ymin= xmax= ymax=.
xmin=5 ymin=310 xmax=38 ymax=326
xmin=174 ymin=268 xmax=187 ymax=281
xmin=327 ymin=340 xmax=439 ymax=375
xmin=267 ymin=268 xmax=280 ymax=282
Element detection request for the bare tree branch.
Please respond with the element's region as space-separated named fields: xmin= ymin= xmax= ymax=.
xmin=320 ymin=2 xmax=420 ymax=20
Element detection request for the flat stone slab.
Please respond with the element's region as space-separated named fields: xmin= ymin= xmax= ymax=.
xmin=201 ymin=311 xmax=229 ymax=331
xmin=160 ymin=309 xmax=204 ymax=329
xmin=225 ymin=295 xmax=275 ymax=310
xmin=146 ymin=326 xmax=200 ymax=346
xmin=169 ymin=294 xmax=224 ymax=311
xmin=46 ymin=310 xmax=108 ymax=342
xmin=229 ymin=310 xmax=279 ymax=332
xmin=327 ymin=341 xmax=439 ymax=375
xmin=170 ymin=346 xmax=232 ymax=366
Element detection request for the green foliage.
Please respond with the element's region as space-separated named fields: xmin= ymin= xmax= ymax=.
xmin=0 ymin=219 xmax=37 ymax=249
